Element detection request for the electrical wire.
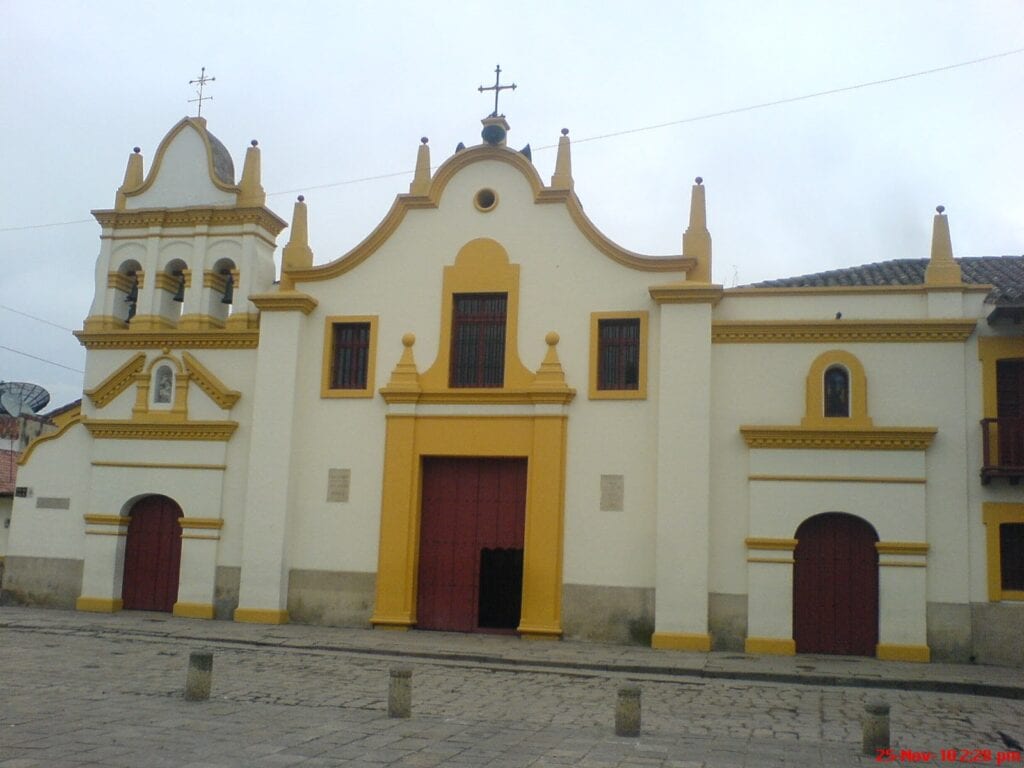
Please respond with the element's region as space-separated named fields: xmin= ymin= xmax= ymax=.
xmin=0 ymin=344 xmax=84 ymax=374
xmin=0 ymin=304 xmax=75 ymax=332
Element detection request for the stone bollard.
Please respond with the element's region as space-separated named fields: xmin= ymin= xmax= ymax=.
xmin=862 ymin=702 xmax=890 ymax=756
xmin=615 ymin=684 xmax=641 ymax=737
xmin=388 ymin=666 xmax=412 ymax=718
xmin=185 ymin=651 xmax=213 ymax=702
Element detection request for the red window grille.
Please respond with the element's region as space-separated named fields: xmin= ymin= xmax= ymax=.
xmin=597 ymin=318 xmax=640 ymax=390
xmin=331 ymin=322 xmax=370 ymax=389
xmin=1000 ymin=523 xmax=1024 ymax=591
xmin=450 ymin=293 xmax=507 ymax=387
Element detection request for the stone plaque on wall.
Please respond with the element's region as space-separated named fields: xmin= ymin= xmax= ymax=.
xmin=600 ymin=474 xmax=624 ymax=512
xmin=327 ymin=469 xmax=351 ymax=503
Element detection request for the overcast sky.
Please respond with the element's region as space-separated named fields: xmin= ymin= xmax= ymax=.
xmin=2 ymin=1 xmax=1022 ymax=408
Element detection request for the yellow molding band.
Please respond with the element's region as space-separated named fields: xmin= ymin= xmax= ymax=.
xmin=94 ymin=206 xmax=287 ymax=236
xmin=178 ymin=517 xmax=224 ymax=529
xmin=745 ymin=636 xmax=796 ymax=656
xmin=234 ymin=608 xmax=289 ymax=625
xmin=879 ymin=561 xmax=926 ymax=567
xmin=876 ymin=643 xmax=930 ymax=663
xmin=74 ymin=329 xmax=259 ymax=350
xmin=154 ymin=271 xmax=191 ymax=292
xmin=76 ymin=597 xmax=123 ymax=613
xmin=83 ymin=514 xmax=130 ymax=526
xmin=182 ymin=534 xmax=219 ymax=540
xmin=725 ymin=284 xmax=991 ymax=297
xmin=182 ymin=351 xmax=241 ymax=409
xmin=712 ymin=319 xmax=977 ymax=344
xmin=91 ymin=460 xmax=227 ymax=470
xmin=648 ymin=282 xmax=724 ymax=305
xmin=749 ymin=474 xmax=926 ymax=484
xmin=747 ymin=557 xmax=795 ymax=564
xmin=107 ymin=271 xmax=139 ymax=292
xmin=651 ymin=632 xmax=712 ymax=652
xmin=517 ymin=625 xmax=564 ymax=639
xmin=82 ymin=418 xmax=238 ymax=441
xmin=876 ymin=541 xmax=929 ymax=555
xmin=371 ymin=618 xmax=414 ymax=630
xmin=19 ymin=410 xmax=82 ymax=466
xmin=740 ymin=425 xmax=937 ymax=451
xmin=745 ymin=537 xmax=798 ymax=551
xmin=250 ymin=291 xmax=318 ymax=314
xmin=84 ymin=353 xmax=146 ymax=408
xmin=84 ymin=531 xmax=128 ymax=537
xmin=172 ymin=602 xmax=215 ymax=620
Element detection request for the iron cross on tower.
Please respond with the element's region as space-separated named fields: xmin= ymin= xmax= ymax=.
xmin=188 ymin=67 xmax=216 ymax=117
xmin=478 ymin=65 xmax=516 ymax=117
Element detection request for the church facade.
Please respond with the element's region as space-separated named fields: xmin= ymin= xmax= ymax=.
xmin=3 ymin=111 xmax=1022 ymax=666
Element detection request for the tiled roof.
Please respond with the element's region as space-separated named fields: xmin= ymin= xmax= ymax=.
xmin=0 ymin=449 xmax=17 ymax=496
xmin=745 ymin=256 xmax=1024 ymax=304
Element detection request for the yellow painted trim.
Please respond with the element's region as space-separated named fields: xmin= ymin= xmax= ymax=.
xmin=588 ymin=311 xmax=648 ymax=400
xmin=74 ymin=329 xmax=259 ymax=350
xmin=712 ymin=319 xmax=977 ymax=344
xmin=76 ymin=597 xmax=123 ymax=613
xmin=181 ymin=533 xmax=219 ymax=540
xmin=250 ymin=291 xmax=318 ymax=315
xmin=744 ymin=537 xmax=798 ymax=551
xmin=745 ymin=636 xmax=796 ymax=655
xmin=234 ymin=607 xmax=289 ymax=624
xmin=19 ymin=410 xmax=82 ymax=466
xmin=747 ymin=557 xmax=794 ymax=564
xmin=982 ymin=502 xmax=1024 ymax=601
xmin=518 ymin=626 xmax=563 ymax=640
xmin=740 ymin=425 xmax=936 ymax=451
xmin=650 ymin=632 xmax=712 ymax=652
xmin=473 ymin=187 xmax=499 ymax=212
xmin=725 ymin=284 xmax=991 ymax=297
xmin=371 ymin=414 xmax=568 ymax=638
xmin=320 ymin=315 xmax=379 ymax=398
xmin=107 ymin=271 xmax=138 ymax=293
xmin=879 ymin=561 xmax=926 ymax=567
xmin=977 ymin=337 xmax=1024 ymax=468
xmin=91 ymin=460 xmax=226 ymax=471
xmin=83 ymin=514 xmax=130 ymax=526
xmin=802 ymin=350 xmax=872 ymax=428
xmin=749 ymin=474 xmax=925 ymax=484
xmin=182 ymin=352 xmax=241 ymax=409
xmin=84 ymin=531 xmax=128 ymax=537
xmin=172 ymin=602 xmax=215 ymax=619
xmin=84 ymin=353 xmax=146 ymax=408
xmin=648 ymin=282 xmax=724 ymax=305
xmin=876 ymin=643 xmax=931 ymax=662
xmin=126 ymin=314 xmax=178 ymax=332
xmin=876 ymin=541 xmax=929 ymax=555
xmin=284 ymin=146 xmax=691 ymax=285
xmin=154 ymin=270 xmax=191 ymax=292
xmin=179 ymin=517 xmax=224 ymax=529
xmin=81 ymin=418 xmax=237 ymax=441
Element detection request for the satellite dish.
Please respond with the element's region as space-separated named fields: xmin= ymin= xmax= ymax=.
xmin=0 ymin=382 xmax=50 ymax=416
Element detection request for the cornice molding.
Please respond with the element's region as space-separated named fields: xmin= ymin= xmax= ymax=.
xmin=712 ymin=319 xmax=977 ymax=344
xmin=740 ymin=425 xmax=937 ymax=451
xmin=83 ymin=514 xmax=130 ymax=526
xmin=84 ymin=352 xmax=146 ymax=407
xmin=74 ymin=329 xmax=259 ymax=350
xmin=876 ymin=541 xmax=929 ymax=555
xmin=250 ymin=291 xmax=318 ymax=314
xmin=745 ymin=537 xmax=798 ymax=551
xmin=649 ymin=282 xmax=724 ymax=305
xmin=82 ymin=417 xmax=238 ymax=441
xmin=179 ymin=517 xmax=224 ymax=529
xmin=182 ymin=351 xmax=241 ymax=409
xmin=19 ymin=410 xmax=82 ymax=466
xmin=93 ymin=205 xmax=287 ymax=235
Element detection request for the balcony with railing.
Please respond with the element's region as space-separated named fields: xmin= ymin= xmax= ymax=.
xmin=981 ymin=417 xmax=1024 ymax=484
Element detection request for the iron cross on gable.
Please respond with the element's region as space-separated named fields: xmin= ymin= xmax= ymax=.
xmin=188 ymin=67 xmax=216 ymax=117
xmin=478 ymin=65 xmax=516 ymax=118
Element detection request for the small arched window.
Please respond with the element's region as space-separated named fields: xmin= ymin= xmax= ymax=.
xmin=823 ymin=365 xmax=850 ymax=418
xmin=154 ymin=365 xmax=174 ymax=404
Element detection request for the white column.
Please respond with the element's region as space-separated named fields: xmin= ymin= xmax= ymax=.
xmin=76 ymin=515 xmax=129 ymax=612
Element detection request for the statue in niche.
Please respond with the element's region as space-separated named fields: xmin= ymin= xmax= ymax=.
xmin=155 ymin=365 xmax=173 ymax=404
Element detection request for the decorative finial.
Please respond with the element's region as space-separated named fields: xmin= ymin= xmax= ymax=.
xmin=402 ymin=333 xmax=416 ymax=348
xmin=251 ymin=139 xmax=258 ymax=147
xmin=133 ymin=146 xmax=141 ymax=154
xmin=561 ymin=128 xmax=569 ymax=136
xmin=695 ymin=176 xmax=703 ymax=185
xmin=478 ymin=64 xmax=516 ymax=118
xmin=188 ymin=67 xmax=216 ymax=117
xmin=297 ymin=195 xmax=305 ymax=202
xmin=936 ymin=205 xmax=945 ymax=214
xmin=420 ymin=136 xmax=429 ymax=144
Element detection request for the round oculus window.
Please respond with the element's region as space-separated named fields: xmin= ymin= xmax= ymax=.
xmin=474 ymin=188 xmax=498 ymax=212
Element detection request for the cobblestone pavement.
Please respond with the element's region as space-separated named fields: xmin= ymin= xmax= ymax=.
xmin=1 ymin=607 xmax=1022 ymax=767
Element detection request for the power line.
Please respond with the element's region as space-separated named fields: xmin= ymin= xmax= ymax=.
xmin=0 ymin=304 xmax=75 ymax=332
xmin=0 ymin=344 xmax=84 ymax=374
xmin=1 ymin=45 xmax=1021 ymax=232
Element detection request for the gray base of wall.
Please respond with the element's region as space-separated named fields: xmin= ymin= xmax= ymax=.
xmin=561 ymin=583 xmax=654 ymax=644
xmin=0 ymin=556 xmax=83 ymax=609
xmin=286 ymin=569 xmax=376 ymax=628
xmin=926 ymin=602 xmax=973 ymax=663
xmin=970 ymin=602 xmax=1024 ymax=667
xmin=709 ymin=593 xmax=748 ymax=652
xmin=214 ymin=566 xmax=240 ymax=620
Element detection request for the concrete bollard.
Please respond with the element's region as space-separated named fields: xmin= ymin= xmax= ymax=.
xmin=185 ymin=651 xmax=213 ymax=702
xmin=388 ymin=666 xmax=412 ymax=718
xmin=862 ymin=702 xmax=890 ymax=756
xmin=615 ymin=684 xmax=641 ymax=737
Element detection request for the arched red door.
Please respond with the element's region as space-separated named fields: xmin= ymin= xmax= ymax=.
xmin=122 ymin=495 xmax=183 ymax=612
xmin=793 ymin=512 xmax=878 ymax=656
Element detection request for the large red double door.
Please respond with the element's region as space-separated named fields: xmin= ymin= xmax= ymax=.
xmin=793 ymin=513 xmax=879 ymax=656
xmin=417 ymin=458 xmax=527 ymax=633
xmin=122 ymin=495 xmax=183 ymax=612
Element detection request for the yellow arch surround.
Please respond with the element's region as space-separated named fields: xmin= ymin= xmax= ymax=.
xmin=802 ymin=350 xmax=872 ymax=428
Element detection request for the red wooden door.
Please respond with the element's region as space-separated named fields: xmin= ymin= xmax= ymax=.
xmin=997 ymin=359 xmax=1024 ymax=467
xmin=417 ymin=458 xmax=526 ymax=632
xmin=122 ymin=495 xmax=183 ymax=612
xmin=793 ymin=513 xmax=878 ymax=656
